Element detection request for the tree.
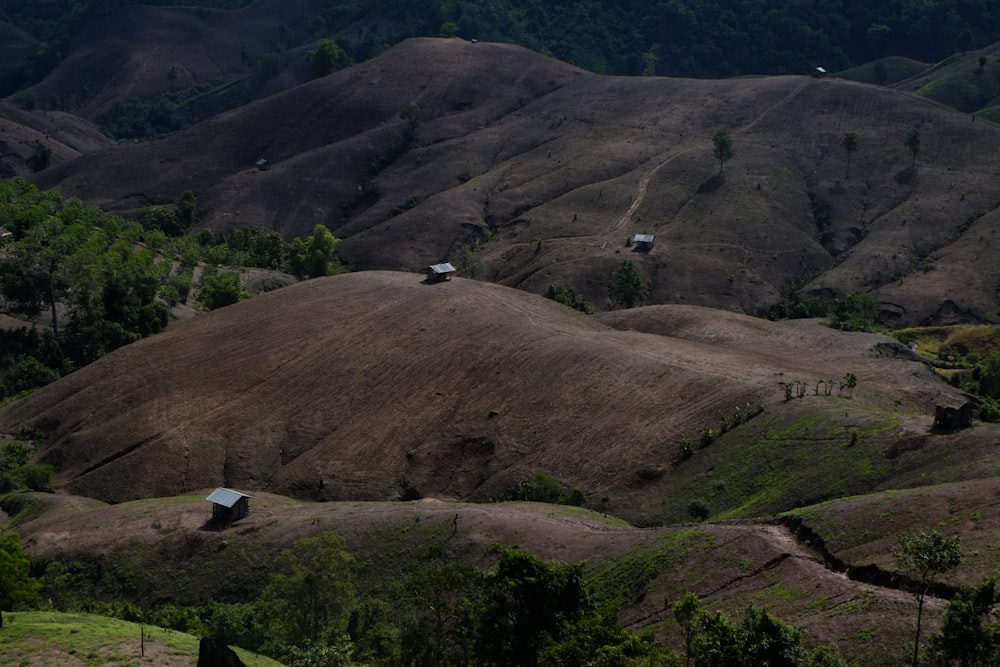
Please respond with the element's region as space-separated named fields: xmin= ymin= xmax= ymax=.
xmin=975 ymin=351 xmax=1000 ymax=398
xmin=400 ymin=549 xmax=481 ymax=667
xmin=260 ymin=532 xmax=357 ymax=647
xmin=175 ymin=189 xmax=197 ymax=232
xmin=614 ymin=259 xmax=649 ymax=308
xmin=641 ymin=46 xmax=658 ymax=76
xmin=894 ymin=530 xmax=963 ymax=667
xmin=673 ymin=592 xmax=702 ymax=667
xmin=905 ymin=129 xmax=921 ymax=169
xmin=307 ymin=38 xmax=342 ymax=77
xmin=840 ymin=132 xmax=858 ymax=179
xmin=840 ymin=372 xmax=857 ymax=398
xmin=166 ymin=64 xmax=179 ymax=87
xmin=439 ymin=21 xmax=460 ymax=38
xmin=196 ymin=269 xmax=248 ymax=310
xmin=290 ymin=224 xmax=344 ymax=279
xmin=26 ymin=142 xmax=52 ymax=172
xmin=0 ymin=532 xmax=41 ymax=628
xmin=475 ymin=547 xmax=586 ymax=667
xmin=712 ymin=130 xmax=734 ymax=173
xmin=927 ymin=577 xmax=1000 ymax=666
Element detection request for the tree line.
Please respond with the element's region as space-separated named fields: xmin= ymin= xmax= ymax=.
xmin=3 ymin=0 xmax=1000 ymax=100
xmin=0 ymin=178 xmax=344 ymax=399
xmin=3 ymin=524 xmax=998 ymax=666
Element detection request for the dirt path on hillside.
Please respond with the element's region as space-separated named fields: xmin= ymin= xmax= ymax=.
xmin=607 ymin=77 xmax=812 ymax=238
xmin=611 ymin=151 xmax=683 ymax=233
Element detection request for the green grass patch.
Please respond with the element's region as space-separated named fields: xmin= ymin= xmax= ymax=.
xmin=0 ymin=611 xmax=284 ymax=666
xmin=672 ymin=399 xmax=906 ymax=523
xmin=587 ymin=529 xmax=711 ymax=606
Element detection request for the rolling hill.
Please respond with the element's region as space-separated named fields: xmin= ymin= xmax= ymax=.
xmin=15 ymin=36 xmax=1000 ymax=327
xmin=5 ymin=16 xmax=1000 ymax=665
xmin=2 ymin=271 xmax=994 ymax=527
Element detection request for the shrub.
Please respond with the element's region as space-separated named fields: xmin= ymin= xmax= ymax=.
xmin=197 ymin=269 xmax=248 ymax=310
xmin=688 ymin=499 xmax=710 ymax=521
xmin=12 ymin=464 xmax=55 ymax=491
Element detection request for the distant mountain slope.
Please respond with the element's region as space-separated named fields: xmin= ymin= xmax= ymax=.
xmin=29 ymin=38 xmax=1000 ymax=326
xmin=0 ymin=271 xmax=984 ymax=525
xmin=0 ymin=100 xmax=113 ymax=177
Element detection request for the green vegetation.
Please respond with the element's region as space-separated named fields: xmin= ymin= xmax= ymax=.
xmin=890 ymin=326 xmax=1000 ymax=422
xmin=769 ymin=286 xmax=875 ymax=333
xmin=196 ymin=268 xmax=249 ymax=310
xmin=491 ymin=471 xmax=585 ymax=506
xmin=0 ymin=179 xmax=345 ymax=397
xmin=26 ymin=142 xmax=52 ymax=172
xmin=3 ymin=0 xmax=998 ymax=97
xmin=927 ymin=577 xmax=1000 ymax=665
xmin=614 ymin=259 xmax=649 ymax=308
xmin=307 ymin=37 xmax=343 ymax=78
xmin=0 ymin=533 xmax=40 ymax=628
xmin=0 ymin=610 xmax=283 ymax=666
xmin=712 ymin=130 xmax=734 ymax=174
xmin=893 ymin=530 xmax=962 ymax=667
xmin=671 ymin=593 xmax=849 ymax=667
xmin=545 ymin=283 xmax=594 ymax=313
xmin=27 ymin=529 xmax=675 ymax=666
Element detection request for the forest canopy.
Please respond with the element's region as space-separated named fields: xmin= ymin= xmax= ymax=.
xmin=0 ymin=0 xmax=998 ymax=92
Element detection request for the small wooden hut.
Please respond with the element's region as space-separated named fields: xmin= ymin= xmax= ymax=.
xmin=632 ymin=233 xmax=655 ymax=251
xmin=427 ymin=262 xmax=457 ymax=282
xmin=206 ymin=487 xmax=252 ymax=523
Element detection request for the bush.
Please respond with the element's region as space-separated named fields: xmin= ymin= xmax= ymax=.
xmin=12 ymin=464 xmax=55 ymax=491
xmin=688 ymin=499 xmax=710 ymax=521
xmin=494 ymin=471 xmax=585 ymax=506
xmin=197 ymin=270 xmax=248 ymax=310
xmin=14 ymin=355 xmax=60 ymax=392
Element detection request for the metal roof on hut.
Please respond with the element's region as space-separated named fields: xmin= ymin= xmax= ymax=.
xmin=206 ymin=487 xmax=253 ymax=524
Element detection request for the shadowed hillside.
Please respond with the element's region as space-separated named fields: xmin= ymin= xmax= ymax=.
xmin=0 ymin=100 xmax=113 ymax=177
xmin=26 ymin=37 xmax=1000 ymax=327
xmin=2 ymin=270 xmax=993 ymax=527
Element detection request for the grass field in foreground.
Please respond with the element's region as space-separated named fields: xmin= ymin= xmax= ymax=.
xmin=0 ymin=611 xmax=284 ymax=667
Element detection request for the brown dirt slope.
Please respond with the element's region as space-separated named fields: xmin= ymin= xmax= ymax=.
xmin=28 ymin=37 xmax=1000 ymax=326
xmin=0 ymin=271 xmax=978 ymax=523
xmin=0 ymin=101 xmax=114 ymax=177
xmin=18 ymin=0 xmax=331 ymax=121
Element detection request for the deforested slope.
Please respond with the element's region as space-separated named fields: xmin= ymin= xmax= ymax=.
xmin=29 ymin=37 xmax=1000 ymax=327
xmin=0 ymin=271 xmax=984 ymax=524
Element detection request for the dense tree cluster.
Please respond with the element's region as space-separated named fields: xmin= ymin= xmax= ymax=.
xmin=3 ymin=0 xmax=1000 ymax=99
xmin=0 ymin=179 xmax=344 ymax=398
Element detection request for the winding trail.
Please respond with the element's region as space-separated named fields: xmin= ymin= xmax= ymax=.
xmin=608 ymin=77 xmax=813 ymax=237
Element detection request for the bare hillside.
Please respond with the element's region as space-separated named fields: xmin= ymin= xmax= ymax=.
xmin=0 ymin=271 xmax=981 ymax=524
xmin=0 ymin=101 xmax=114 ymax=177
xmin=25 ymin=37 xmax=1000 ymax=326
xmin=17 ymin=0 xmax=331 ymax=122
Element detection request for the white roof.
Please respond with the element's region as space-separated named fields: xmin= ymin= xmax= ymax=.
xmin=206 ymin=487 xmax=252 ymax=508
xmin=429 ymin=262 xmax=456 ymax=273
xmin=633 ymin=233 xmax=655 ymax=244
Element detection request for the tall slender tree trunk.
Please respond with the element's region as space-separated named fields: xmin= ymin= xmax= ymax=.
xmin=912 ymin=588 xmax=926 ymax=667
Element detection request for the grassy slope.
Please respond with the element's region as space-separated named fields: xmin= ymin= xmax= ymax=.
xmin=0 ymin=611 xmax=283 ymax=667
xmin=0 ymin=491 xmax=942 ymax=666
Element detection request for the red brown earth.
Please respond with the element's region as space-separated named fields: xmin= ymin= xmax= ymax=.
xmin=0 ymin=271 xmax=985 ymax=521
